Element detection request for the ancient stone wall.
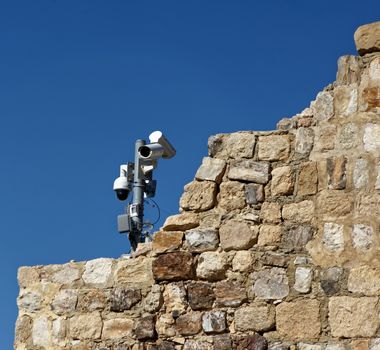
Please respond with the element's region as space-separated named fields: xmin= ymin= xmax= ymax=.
xmin=15 ymin=22 xmax=380 ymax=350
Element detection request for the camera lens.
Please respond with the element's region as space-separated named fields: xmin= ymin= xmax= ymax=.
xmin=116 ymin=189 xmax=129 ymax=201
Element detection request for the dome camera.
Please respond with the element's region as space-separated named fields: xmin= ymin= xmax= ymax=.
xmin=113 ymin=176 xmax=130 ymax=201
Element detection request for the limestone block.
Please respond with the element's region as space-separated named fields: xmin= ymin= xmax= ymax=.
xmin=152 ymin=231 xmax=183 ymax=254
xmin=52 ymin=317 xmax=67 ymax=346
xmin=338 ymin=123 xmax=360 ymax=149
xmin=115 ymin=257 xmax=154 ymax=289
xmin=202 ymin=310 xmax=227 ymax=333
xmin=162 ymin=213 xmax=199 ymax=231
xmin=199 ymin=212 xmax=223 ymax=229
xmin=312 ymin=91 xmax=334 ymax=121
xmin=354 ymin=21 xmax=380 ymax=55
xmin=348 ymin=266 xmax=380 ymax=295
xmin=15 ymin=315 xmax=32 ymax=344
xmin=316 ymin=190 xmax=353 ymax=217
xmin=234 ymin=305 xmax=275 ymax=332
xmin=232 ymin=250 xmax=253 ymax=272
xmin=271 ymin=166 xmax=294 ymax=196
xmin=135 ymin=315 xmax=156 ymax=340
xmin=208 ymin=132 xmax=256 ymax=159
xmin=352 ymin=224 xmax=374 ymax=250
xmin=153 ymin=252 xmax=193 ymax=281
xmin=214 ymin=280 xmax=246 ymax=307
xmin=360 ymin=86 xmax=380 ymax=112
xmin=187 ymin=281 xmax=215 ymax=310
xmin=276 ymin=299 xmax=320 ymax=339
xmin=82 ymin=258 xmax=113 ymax=287
xmin=219 ymin=220 xmax=257 ymax=251
xmin=32 ymin=316 xmax=51 ymax=347
xmin=69 ymin=312 xmax=102 ymax=340
xmin=353 ymin=159 xmax=369 ymax=189
xmin=185 ymin=228 xmax=219 ymax=252
xmin=260 ymin=202 xmax=282 ymax=223
xmin=258 ymin=225 xmax=282 ymax=246
xmin=214 ymin=334 xmax=233 ymax=350
xmin=228 ymin=159 xmax=270 ymax=183
xmin=323 ymin=223 xmax=344 ymax=252
xmin=315 ymin=124 xmax=336 ymax=151
xmin=357 ymin=193 xmax=380 ymax=217
xmin=258 ymin=135 xmax=290 ymax=161
xmin=176 ymin=312 xmax=202 ymax=336
xmin=329 ymin=296 xmax=379 ymax=337
xmin=336 ymin=55 xmax=362 ymax=85
xmin=195 ymin=157 xmax=226 ymax=184
xmin=196 ymin=252 xmax=228 ymax=281
xmin=320 ymin=267 xmax=343 ymax=296
xmin=156 ymin=314 xmax=176 ymax=338
xmin=218 ymin=181 xmax=246 ymax=211
xmin=51 ymin=263 xmax=81 ymax=284
xmin=245 ymin=183 xmax=265 ymax=204
xmin=364 ymin=123 xmax=380 ymax=152
xmin=17 ymin=290 xmax=42 ymax=312
xmin=252 ymin=267 xmax=289 ymax=300
xmin=370 ymin=339 xmax=380 ymax=350
xmin=236 ymin=334 xmax=268 ymax=350
xmin=180 ymin=181 xmax=217 ymax=212
xmin=17 ymin=266 xmax=40 ymax=288
xmin=184 ymin=339 xmax=213 ymax=350
xmin=334 ymin=85 xmax=358 ymax=116
xmin=297 ymin=162 xmax=318 ymax=196
xmin=143 ymin=284 xmax=163 ymax=312
xmin=327 ymin=156 xmax=347 ymax=190
xmin=163 ymin=283 xmax=187 ymax=313
xmin=282 ymin=201 xmax=314 ymax=223
xmin=110 ymin=287 xmax=141 ymax=311
xmin=295 ymin=127 xmax=314 ymax=157
xmin=51 ymin=289 xmax=78 ymax=315
xmin=102 ymin=318 xmax=133 ymax=339
xmin=77 ymin=289 xmax=107 ymax=312
xmin=294 ymin=267 xmax=313 ymax=293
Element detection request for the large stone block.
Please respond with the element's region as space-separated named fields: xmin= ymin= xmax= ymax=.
xmin=152 ymin=231 xmax=183 ymax=254
xmin=187 ymin=281 xmax=215 ymax=310
xmin=176 ymin=312 xmax=202 ymax=336
xmin=135 ymin=315 xmax=156 ymax=340
xmin=364 ymin=123 xmax=380 ymax=152
xmin=323 ymin=223 xmax=344 ymax=252
xmin=282 ymin=201 xmax=314 ymax=223
xmin=32 ymin=316 xmax=51 ymax=347
xmin=320 ymin=267 xmax=343 ymax=296
xmin=252 ymin=267 xmax=289 ymax=300
xmin=153 ymin=252 xmax=193 ymax=281
xmin=51 ymin=289 xmax=78 ymax=315
xmin=82 ymin=258 xmax=113 ymax=287
xmin=245 ymin=183 xmax=265 ymax=204
xmin=163 ymin=283 xmax=187 ymax=314
xmin=208 ymin=132 xmax=256 ymax=159
xmin=69 ymin=312 xmax=103 ymax=340
xmin=195 ymin=157 xmax=226 ymax=184
xmin=258 ymin=135 xmax=290 ymax=161
xmin=351 ymin=224 xmax=374 ymax=250
xmin=143 ymin=284 xmax=163 ymax=313
xmin=276 ymin=300 xmax=320 ymax=339
xmin=185 ymin=228 xmax=219 ymax=252
xmin=312 ymin=91 xmax=334 ymax=121
xmin=334 ymin=85 xmax=358 ymax=116
xmin=338 ymin=123 xmax=360 ymax=149
xmin=336 ymin=55 xmax=362 ymax=85
xmin=196 ymin=252 xmax=228 ymax=281
xmin=102 ymin=318 xmax=133 ymax=339
xmin=115 ymin=257 xmax=154 ymax=289
xmin=314 ymin=125 xmax=336 ymax=151
xmin=295 ymin=127 xmax=314 ymax=157
xmin=51 ymin=263 xmax=81 ymax=285
xmin=234 ymin=305 xmax=275 ymax=332
xmin=218 ymin=181 xmax=246 ymax=211
xmin=348 ymin=266 xmax=380 ymax=295
xmin=329 ymin=296 xmax=379 ymax=337
xmin=214 ymin=280 xmax=246 ymax=307
xmin=77 ymin=289 xmax=107 ymax=312
xmin=17 ymin=290 xmax=42 ymax=313
xmin=260 ymin=202 xmax=282 ymax=224
xmin=258 ymin=225 xmax=282 ymax=246
xmin=294 ymin=267 xmax=313 ymax=293
xmin=284 ymin=224 xmax=314 ymax=250
xmin=327 ymin=156 xmax=347 ymax=190
xmin=316 ymin=190 xmax=353 ymax=217
xmin=110 ymin=287 xmax=141 ymax=311
xmin=271 ymin=166 xmax=294 ymax=196
xmin=17 ymin=266 xmax=40 ymax=288
xmin=297 ymin=162 xmax=318 ymax=196
xmin=162 ymin=213 xmax=199 ymax=231
xmin=228 ymin=160 xmax=270 ymax=183
xmin=219 ymin=220 xmax=257 ymax=251
xmin=236 ymin=334 xmax=268 ymax=350
xmin=354 ymin=21 xmax=380 ymax=55
xmin=353 ymin=159 xmax=369 ymax=189
xmin=202 ymin=310 xmax=227 ymax=334
xmin=232 ymin=251 xmax=254 ymax=272
xmin=180 ymin=181 xmax=217 ymax=212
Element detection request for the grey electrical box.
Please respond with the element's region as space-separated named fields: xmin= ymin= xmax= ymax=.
xmin=117 ymin=214 xmax=131 ymax=233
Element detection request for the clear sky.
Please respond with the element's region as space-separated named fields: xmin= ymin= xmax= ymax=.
xmin=1 ymin=0 xmax=379 ymax=347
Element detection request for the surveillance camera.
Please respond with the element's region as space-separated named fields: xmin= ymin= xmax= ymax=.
xmin=113 ymin=175 xmax=130 ymax=201
xmin=138 ymin=131 xmax=176 ymax=161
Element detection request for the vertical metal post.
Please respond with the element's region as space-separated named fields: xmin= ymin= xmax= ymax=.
xmin=130 ymin=139 xmax=146 ymax=251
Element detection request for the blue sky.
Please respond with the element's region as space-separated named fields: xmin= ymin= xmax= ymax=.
xmin=1 ymin=0 xmax=378 ymax=347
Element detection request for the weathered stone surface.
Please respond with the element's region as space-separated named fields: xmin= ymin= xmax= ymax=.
xmin=163 ymin=283 xmax=187 ymax=314
xmin=320 ymin=267 xmax=343 ymax=295
xmin=184 ymin=339 xmax=213 ymax=350
xmin=219 ymin=220 xmax=257 ymax=251
xmin=52 ymin=264 xmax=81 ymax=284
xmin=82 ymin=258 xmax=113 ymax=287
xmin=316 ymin=190 xmax=353 ymax=217
xmin=214 ymin=280 xmax=246 ymax=307
xmin=153 ymin=252 xmax=193 ymax=281
xmin=352 ymin=224 xmax=374 ymax=250
xmin=312 ymin=91 xmax=334 ymax=121
xmin=185 ymin=228 xmax=219 ymax=252
xmin=180 ymin=181 xmax=217 ymax=212
xmin=218 ymin=181 xmax=246 ymax=211
xmin=323 ymin=223 xmax=344 ymax=252
xmin=202 ymin=310 xmax=226 ymax=333
xmin=348 ymin=266 xmax=380 ymax=295
xmin=187 ymin=281 xmax=215 ymax=310
xmin=360 ymin=86 xmax=380 ymax=112
xmin=78 ymin=289 xmax=106 ymax=312
xmin=295 ymin=127 xmax=314 ymax=157
xmin=353 ymin=159 xmax=369 ymax=189
xmin=135 ymin=315 xmax=156 ymax=340
xmin=262 ymin=252 xmax=288 ymax=267
xmin=294 ymin=267 xmax=313 ymax=293
xmin=115 ymin=257 xmax=154 ymax=289
xmin=283 ymin=225 xmax=314 ymax=250
xmin=297 ymin=162 xmax=318 ymax=196
xmin=69 ymin=312 xmax=102 ymax=340
xmin=245 ymin=183 xmax=265 ymax=204
xmin=232 ymin=250 xmax=253 ymax=272
xmin=363 ymin=123 xmax=380 ymax=152
xmin=196 ymin=252 xmax=228 ymax=281
xmin=102 ymin=318 xmax=133 ymax=339
xmin=258 ymin=135 xmax=290 ymax=161
xmin=214 ymin=334 xmax=232 ymax=350
xmin=52 ymin=317 xmax=66 ymax=346
xmin=236 ymin=334 xmax=268 ymax=350
xmin=357 ymin=193 xmax=380 ymax=217
xmin=327 ymin=156 xmax=347 ymax=190
xmin=252 ymin=268 xmax=289 ymax=300
xmin=176 ymin=312 xmax=202 ymax=335
xmin=143 ymin=284 xmax=163 ymax=312
xmin=18 ymin=266 xmax=40 ymax=288
xmin=276 ymin=300 xmax=320 ymax=339
xmin=271 ymin=166 xmax=294 ymax=196
xmin=208 ymin=132 xmax=256 ymax=159
xmin=334 ymin=85 xmax=358 ymax=116
xmin=338 ymin=123 xmax=359 ymax=149
xmin=156 ymin=314 xmax=176 ymax=338
xmin=336 ymin=55 xmax=362 ymax=85
xmin=234 ymin=305 xmax=275 ymax=332
xmin=354 ymin=21 xmax=380 ymax=55
xmin=32 ymin=316 xmax=50 ymax=347
xmin=315 ymin=124 xmax=336 ymax=151
xmin=195 ymin=157 xmax=226 ymax=184
xmin=282 ymin=201 xmax=314 ymax=223
xmin=110 ymin=287 xmax=141 ymax=311
xmin=17 ymin=290 xmax=43 ymax=312
xmin=162 ymin=213 xmax=199 ymax=231
xmin=152 ymin=231 xmax=183 ymax=254
xmin=297 ymin=343 xmax=324 ymax=350
xmin=329 ymin=296 xmax=379 ymax=337
xmin=228 ymin=159 xmax=270 ymax=183
xmin=15 ymin=314 xmax=32 ymax=343
xmin=258 ymin=225 xmax=282 ymax=246
xmin=260 ymin=202 xmax=282 ymax=223
xmin=52 ymin=289 xmax=78 ymax=315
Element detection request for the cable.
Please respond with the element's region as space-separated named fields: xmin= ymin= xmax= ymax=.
xmin=144 ymin=198 xmax=161 ymax=226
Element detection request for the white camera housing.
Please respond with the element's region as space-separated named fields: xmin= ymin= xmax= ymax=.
xmin=113 ymin=164 xmax=133 ymax=201
xmin=138 ymin=131 xmax=176 ymax=161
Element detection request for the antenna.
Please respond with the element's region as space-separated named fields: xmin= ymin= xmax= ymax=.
xmin=112 ymin=131 xmax=176 ymax=251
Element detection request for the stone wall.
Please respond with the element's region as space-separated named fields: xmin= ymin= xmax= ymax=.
xmin=14 ymin=22 xmax=380 ymax=350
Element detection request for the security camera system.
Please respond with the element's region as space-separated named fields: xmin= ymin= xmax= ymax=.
xmin=113 ymin=131 xmax=176 ymax=251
